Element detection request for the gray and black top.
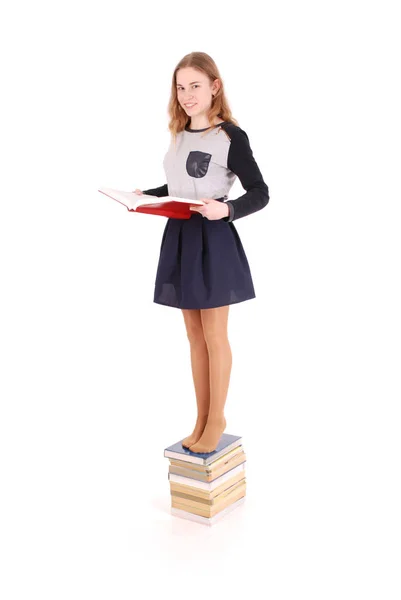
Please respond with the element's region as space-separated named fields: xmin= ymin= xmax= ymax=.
xmin=142 ymin=121 xmax=269 ymax=222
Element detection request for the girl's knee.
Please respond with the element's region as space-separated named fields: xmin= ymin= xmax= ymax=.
xmin=182 ymin=309 xmax=205 ymax=344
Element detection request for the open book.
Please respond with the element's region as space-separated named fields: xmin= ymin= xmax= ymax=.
xmin=98 ymin=187 xmax=204 ymax=219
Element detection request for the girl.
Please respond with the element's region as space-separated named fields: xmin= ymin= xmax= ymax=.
xmin=134 ymin=52 xmax=269 ymax=454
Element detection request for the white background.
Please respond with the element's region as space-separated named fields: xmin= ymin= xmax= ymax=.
xmin=1 ymin=0 xmax=400 ymax=598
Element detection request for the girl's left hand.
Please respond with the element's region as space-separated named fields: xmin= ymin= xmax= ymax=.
xmin=189 ymin=198 xmax=229 ymax=220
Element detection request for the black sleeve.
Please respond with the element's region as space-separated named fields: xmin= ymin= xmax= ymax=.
xmin=141 ymin=183 xmax=169 ymax=197
xmin=222 ymin=128 xmax=269 ymax=222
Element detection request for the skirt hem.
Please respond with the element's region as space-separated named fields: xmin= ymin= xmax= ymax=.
xmin=153 ymin=295 xmax=256 ymax=310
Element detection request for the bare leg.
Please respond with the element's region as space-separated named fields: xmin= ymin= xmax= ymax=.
xmin=190 ymin=305 xmax=231 ymax=453
xmin=181 ymin=309 xmax=210 ymax=447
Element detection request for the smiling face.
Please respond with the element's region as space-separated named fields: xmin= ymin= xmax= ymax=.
xmin=176 ymin=67 xmax=220 ymax=126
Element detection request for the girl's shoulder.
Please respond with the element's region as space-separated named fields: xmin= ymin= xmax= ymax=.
xmin=218 ymin=121 xmax=249 ymax=142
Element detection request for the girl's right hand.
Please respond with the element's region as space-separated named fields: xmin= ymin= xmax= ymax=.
xmin=133 ymin=189 xmax=143 ymax=195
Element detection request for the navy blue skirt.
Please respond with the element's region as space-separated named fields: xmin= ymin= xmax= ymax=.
xmin=153 ymin=198 xmax=256 ymax=310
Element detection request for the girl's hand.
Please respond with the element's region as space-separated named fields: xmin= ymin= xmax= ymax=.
xmin=189 ymin=198 xmax=229 ymax=220
xmin=133 ymin=189 xmax=143 ymax=195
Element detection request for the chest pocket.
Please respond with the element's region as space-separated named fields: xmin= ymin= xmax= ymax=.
xmin=186 ymin=151 xmax=212 ymax=178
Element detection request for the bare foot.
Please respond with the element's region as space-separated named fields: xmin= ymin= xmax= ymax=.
xmin=181 ymin=415 xmax=209 ymax=448
xmin=189 ymin=415 xmax=226 ymax=453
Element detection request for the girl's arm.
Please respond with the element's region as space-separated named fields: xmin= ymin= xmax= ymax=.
xmin=141 ymin=183 xmax=169 ymax=197
xmin=222 ymin=128 xmax=269 ymax=222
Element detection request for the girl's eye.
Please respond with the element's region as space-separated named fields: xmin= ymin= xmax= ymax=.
xmin=178 ymin=85 xmax=199 ymax=90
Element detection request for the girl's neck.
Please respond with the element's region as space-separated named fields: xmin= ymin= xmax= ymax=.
xmin=189 ymin=116 xmax=224 ymax=130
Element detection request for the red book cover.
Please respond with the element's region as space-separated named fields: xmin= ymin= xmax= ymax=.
xmin=133 ymin=201 xmax=194 ymax=219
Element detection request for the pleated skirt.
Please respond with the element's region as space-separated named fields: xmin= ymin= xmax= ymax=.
xmin=153 ymin=199 xmax=256 ymax=310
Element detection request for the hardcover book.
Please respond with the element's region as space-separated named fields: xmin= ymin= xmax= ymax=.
xmin=168 ymin=445 xmax=244 ymax=473
xmin=171 ymin=482 xmax=246 ymax=518
xmin=164 ymin=433 xmax=242 ymax=466
xmin=171 ymin=496 xmax=245 ymax=526
xmin=170 ymin=470 xmax=246 ymax=500
xmin=171 ymin=478 xmax=246 ymax=508
xmin=168 ymin=450 xmax=247 ymax=482
xmin=168 ymin=463 xmax=246 ymax=492
xmin=98 ymin=187 xmax=204 ymax=219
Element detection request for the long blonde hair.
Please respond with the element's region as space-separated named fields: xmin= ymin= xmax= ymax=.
xmin=167 ymin=52 xmax=239 ymax=146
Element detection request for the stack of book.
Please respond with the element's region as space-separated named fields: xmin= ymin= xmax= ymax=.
xmin=164 ymin=433 xmax=246 ymax=526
